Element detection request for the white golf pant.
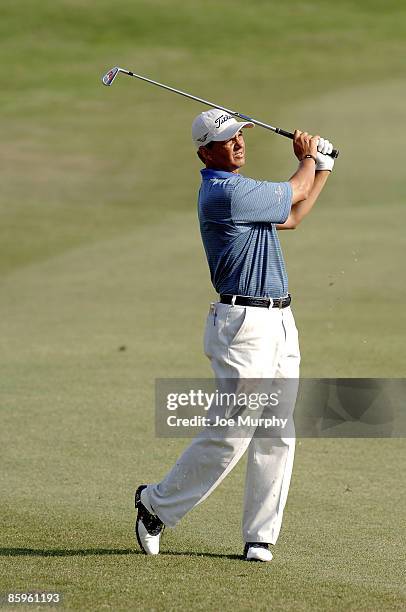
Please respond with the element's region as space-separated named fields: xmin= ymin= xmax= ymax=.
xmin=144 ymin=302 xmax=300 ymax=544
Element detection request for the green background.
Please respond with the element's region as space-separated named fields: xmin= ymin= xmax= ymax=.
xmin=0 ymin=1 xmax=405 ymax=610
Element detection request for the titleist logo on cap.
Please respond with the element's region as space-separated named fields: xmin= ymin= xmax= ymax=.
xmin=214 ymin=114 xmax=233 ymax=129
xmin=197 ymin=132 xmax=209 ymax=143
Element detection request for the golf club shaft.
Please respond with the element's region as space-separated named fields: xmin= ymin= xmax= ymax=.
xmin=104 ymin=67 xmax=339 ymax=158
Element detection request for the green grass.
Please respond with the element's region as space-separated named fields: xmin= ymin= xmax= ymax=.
xmin=1 ymin=0 xmax=406 ymax=610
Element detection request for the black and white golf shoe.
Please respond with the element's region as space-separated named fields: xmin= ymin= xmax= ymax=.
xmin=134 ymin=485 xmax=164 ymax=555
xmin=243 ymin=542 xmax=273 ymax=562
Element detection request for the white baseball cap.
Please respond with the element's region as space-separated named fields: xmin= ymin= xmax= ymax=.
xmin=192 ymin=108 xmax=254 ymax=148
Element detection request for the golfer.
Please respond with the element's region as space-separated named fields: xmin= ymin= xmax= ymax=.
xmin=135 ymin=109 xmax=335 ymax=561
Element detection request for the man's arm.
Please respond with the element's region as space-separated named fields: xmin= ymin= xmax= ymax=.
xmin=276 ymin=170 xmax=330 ymax=230
xmin=277 ymin=135 xmax=335 ymax=230
xmin=288 ymin=130 xmax=319 ymax=203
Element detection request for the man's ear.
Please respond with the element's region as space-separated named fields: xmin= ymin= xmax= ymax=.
xmin=197 ymin=146 xmax=210 ymax=165
xmin=197 ymin=148 xmax=205 ymax=164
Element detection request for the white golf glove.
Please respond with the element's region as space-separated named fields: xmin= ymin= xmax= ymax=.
xmin=316 ymin=137 xmax=335 ymax=171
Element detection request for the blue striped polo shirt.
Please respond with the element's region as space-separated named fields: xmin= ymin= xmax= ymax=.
xmin=198 ymin=169 xmax=292 ymax=298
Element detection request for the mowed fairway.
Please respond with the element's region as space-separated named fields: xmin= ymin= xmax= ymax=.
xmin=1 ymin=1 xmax=405 ymax=610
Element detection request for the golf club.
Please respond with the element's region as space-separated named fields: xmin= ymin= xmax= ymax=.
xmin=101 ymin=66 xmax=339 ymax=158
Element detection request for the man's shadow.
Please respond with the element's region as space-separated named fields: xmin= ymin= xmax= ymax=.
xmin=0 ymin=547 xmax=241 ymax=560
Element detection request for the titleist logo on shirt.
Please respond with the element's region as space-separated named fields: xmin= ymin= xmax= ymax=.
xmin=214 ymin=114 xmax=233 ymax=129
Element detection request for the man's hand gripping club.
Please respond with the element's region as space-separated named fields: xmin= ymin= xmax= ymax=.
xmin=289 ymin=130 xmax=335 ymax=204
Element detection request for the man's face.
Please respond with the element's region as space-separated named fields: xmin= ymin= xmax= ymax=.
xmin=201 ymin=130 xmax=246 ymax=173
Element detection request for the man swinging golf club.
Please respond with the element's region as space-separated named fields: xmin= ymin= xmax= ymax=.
xmin=135 ymin=108 xmax=335 ymax=562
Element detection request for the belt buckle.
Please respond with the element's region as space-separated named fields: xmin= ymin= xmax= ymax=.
xmin=278 ymin=298 xmax=283 ymax=309
xmin=267 ymin=297 xmax=274 ymax=309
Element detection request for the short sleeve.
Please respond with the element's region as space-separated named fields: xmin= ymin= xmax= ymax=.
xmin=231 ymin=176 xmax=292 ymax=224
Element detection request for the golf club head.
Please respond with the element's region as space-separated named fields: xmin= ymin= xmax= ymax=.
xmin=102 ymin=67 xmax=121 ymax=86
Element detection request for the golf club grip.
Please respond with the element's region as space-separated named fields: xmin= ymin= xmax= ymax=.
xmin=276 ymin=128 xmax=339 ymax=158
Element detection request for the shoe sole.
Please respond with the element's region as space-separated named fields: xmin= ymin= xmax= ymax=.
xmin=135 ymin=519 xmax=147 ymax=554
xmin=135 ymin=485 xmax=148 ymax=554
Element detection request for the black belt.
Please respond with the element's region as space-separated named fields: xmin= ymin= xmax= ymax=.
xmin=220 ymin=294 xmax=291 ymax=309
